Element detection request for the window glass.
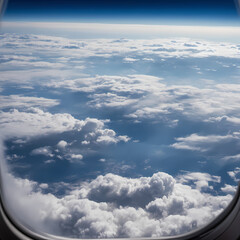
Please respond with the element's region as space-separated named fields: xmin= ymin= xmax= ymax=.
xmin=0 ymin=0 xmax=240 ymax=238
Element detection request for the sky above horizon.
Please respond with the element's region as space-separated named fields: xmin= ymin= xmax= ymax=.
xmin=3 ymin=0 xmax=240 ymax=25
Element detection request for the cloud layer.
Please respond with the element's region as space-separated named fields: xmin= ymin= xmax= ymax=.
xmin=1 ymin=161 xmax=232 ymax=238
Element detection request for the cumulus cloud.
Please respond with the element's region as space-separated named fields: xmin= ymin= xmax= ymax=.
xmin=56 ymin=140 xmax=68 ymax=149
xmin=0 ymin=108 xmax=129 ymax=146
xmin=77 ymin=172 xmax=175 ymax=208
xmin=1 ymin=163 xmax=232 ymax=238
xmin=68 ymin=154 xmax=83 ymax=163
xmin=228 ymin=167 xmax=240 ymax=182
xmin=31 ymin=146 xmax=54 ymax=157
xmin=221 ymin=184 xmax=236 ymax=194
xmin=82 ymin=118 xmax=130 ymax=145
xmin=0 ymin=108 xmax=84 ymax=139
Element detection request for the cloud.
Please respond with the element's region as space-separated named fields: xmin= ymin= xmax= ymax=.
xmin=82 ymin=118 xmax=130 ymax=145
xmin=56 ymin=140 xmax=68 ymax=149
xmin=0 ymin=138 xmax=232 ymax=238
xmin=0 ymin=95 xmax=59 ymax=110
xmin=123 ymin=57 xmax=138 ymax=63
xmin=46 ymin=74 xmax=240 ymax=127
xmin=44 ymin=159 xmax=55 ymax=164
xmin=78 ymin=172 xmax=175 ymax=208
xmin=221 ymin=184 xmax=236 ymax=194
xmin=206 ymin=116 xmax=240 ymax=125
xmin=222 ymin=154 xmax=240 ymax=161
xmin=68 ymin=154 xmax=83 ymax=163
xmin=0 ymin=108 xmax=84 ymax=139
xmin=31 ymin=146 xmax=54 ymax=157
xmin=1 ymin=164 xmax=232 ymax=238
xmin=177 ymin=172 xmax=221 ymax=191
xmin=2 ymin=33 xmax=240 ymax=127
xmin=171 ymin=133 xmax=238 ymax=152
xmin=228 ymin=167 xmax=240 ymax=182
xmin=0 ymin=108 xmax=129 ymax=146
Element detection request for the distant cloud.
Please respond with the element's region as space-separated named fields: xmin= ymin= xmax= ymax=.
xmin=0 ymin=108 xmax=84 ymax=139
xmin=0 ymin=108 xmax=129 ymax=147
xmin=171 ymin=133 xmax=238 ymax=153
xmin=57 ymin=140 xmax=68 ymax=149
xmin=31 ymin=146 xmax=54 ymax=157
xmin=68 ymin=154 xmax=83 ymax=163
xmin=0 ymin=95 xmax=59 ymax=110
xmin=177 ymin=172 xmax=221 ymax=191
xmin=123 ymin=57 xmax=138 ymax=63
xmin=228 ymin=167 xmax=240 ymax=182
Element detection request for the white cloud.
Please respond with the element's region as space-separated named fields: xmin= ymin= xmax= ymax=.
xmin=57 ymin=140 xmax=68 ymax=149
xmin=177 ymin=172 xmax=221 ymax=191
xmin=228 ymin=167 xmax=240 ymax=182
xmin=2 ymin=34 xmax=240 ymax=127
xmin=99 ymin=158 xmax=106 ymax=162
xmin=45 ymin=74 xmax=240 ymax=126
xmin=1 ymin=161 xmax=232 ymax=238
xmin=39 ymin=183 xmax=49 ymax=189
xmin=31 ymin=146 xmax=54 ymax=157
xmin=222 ymin=154 xmax=240 ymax=161
xmin=0 ymin=108 xmax=129 ymax=146
xmin=221 ymin=184 xmax=236 ymax=194
xmin=82 ymin=118 xmax=131 ymax=145
xmin=68 ymin=154 xmax=83 ymax=163
xmin=0 ymin=108 xmax=84 ymax=139
xmin=123 ymin=57 xmax=138 ymax=63
xmin=44 ymin=159 xmax=55 ymax=164
xmin=171 ymin=133 xmax=237 ymax=152
xmin=0 ymin=95 xmax=59 ymax=110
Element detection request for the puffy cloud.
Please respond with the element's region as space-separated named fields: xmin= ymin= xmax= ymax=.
xmin=177 ymin=172 xmax=221 ymax=190
xmin=221 ymin=184 xmax=236 ymax=194
xmin=68 ymin=154 xmax=83 ymax=163
xmin=0 ymin=108 xmax=84 ymax=139
xmin=31 ymin=146 xmax=54 ymax=157
xmin=0 ymin=108 xmax=129 ymax=146
xmin=1 ymin=165 xmax=232 ymax=238
xmin=77 ymin=172 xmax=175 ymax=208
xmin=57 ymin=140 xmax=68 ymax=149
xmin=39 ymin=183 xmax=49 ymax=189
xmin=228 ymin=167 xmax=240 ymax=182
xmin=82 ymin=118 xmax=130 ymax=145
xmin=0 ymin=138 xmax=232 ymax=238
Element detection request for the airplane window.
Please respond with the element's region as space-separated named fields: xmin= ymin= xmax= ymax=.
xmin=0 ymin=0 xmax=240 ymax=239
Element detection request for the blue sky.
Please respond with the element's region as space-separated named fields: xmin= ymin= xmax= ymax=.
xmin=3 ymin=0 xmax=240 ymax=25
